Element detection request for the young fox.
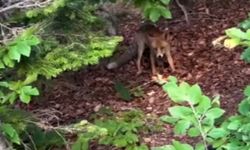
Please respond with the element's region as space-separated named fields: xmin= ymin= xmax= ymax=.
xmin=135 ymin=23 xmax=175 ymax=75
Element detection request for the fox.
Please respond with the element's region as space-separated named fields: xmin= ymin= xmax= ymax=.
xmin=106 ymin=23 xmax=175 ymax=75
xmin=135 ymin=23 xmax=175 ymax=75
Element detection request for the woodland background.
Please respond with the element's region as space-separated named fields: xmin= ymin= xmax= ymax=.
xmin=1 ymin=0 xmax=250 ymax=150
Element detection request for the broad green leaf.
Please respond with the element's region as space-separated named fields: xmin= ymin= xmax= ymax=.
xmin=0 ymin=81 xmax=9 ymax=88
xmin=196 ymin=96 xmax=211 ymax=114
xmin=160 ymin=0 xmax=171 ymax=5
xmin=162 ymin=82 xmax=182 ymax=102
xmin=225 ymin=27 xmax=249 ymax=39
xmin=152 ymin=145 xmax=175 ymax=150
xmin=227 ymin=119 xmax=241 ymax=130
xmin=114 ymin=82 xmax=132 ymax=101
xmin=172 ymin=140 xmax=193 ymax=150
xmin=195 ymin=143 xmax=205 ymax=150
xmin=188 ymin=127 xmax=200 ymax=137
xmin=8 ymin=46 xmax=21 ymax=61
xmin=19 ymin=86 xmax=39 ymax=103
xmin=3 ymin=55 xmax=14 ymax=67
xmin=174 ymin=120 xmax=191 ymax=135
xmin=169 ymin=106 xmax=193 ymax=118
xmin=241 ymin=47 xmax=250 ymax=63
xmin=27 ymin=35 xmax=40 ymax=45
xmin=188 ymin=84 xmax=202 ymax=104
xmin=239 ymin=19 xmax=250 ymax=30
xmin=1 ymin=123 xmax=20 ymax=144
xmin=20 ymin=92 xmax=31 ymax=104
xmin=224 ymin=38 xmax=241 ymax=49
xmin=202 ymin=117 xmax=215 ymax=127
xmin=244 ymin=86 xmax=250 ymax=96
xmin=207 ymin=128 xmax=228 ymax=139
xmin=205 ymin=108 xmax=225 ymax=119
xmin=161 ymin=8 xmax=172 ymax=19
xmin=238 ymin=99 xmax=250 ymax=116
xmin=17 ymin=42 xmax=31 ymax=57
xmin=149 ymin=7 xmax=161 ymax=22
xmin=160 ymin=115 xmax=179 ymax=124
xmin=168 ymin=76 xmax=178 ymax=83
xmin=22 ymin=86 xmax=39 ymax=96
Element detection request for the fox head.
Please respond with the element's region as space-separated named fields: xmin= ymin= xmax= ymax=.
xmin=147 ymin=32 xmax=170 ymax=58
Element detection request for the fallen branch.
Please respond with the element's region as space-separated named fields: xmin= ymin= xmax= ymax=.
xmin=175 ymin=0 xmax=190 ymax=25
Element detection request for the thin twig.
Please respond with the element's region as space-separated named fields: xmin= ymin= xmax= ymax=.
xmin=175 ymin=0 xmax=190 ymax=25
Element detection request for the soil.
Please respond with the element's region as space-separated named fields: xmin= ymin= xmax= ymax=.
xmin=22 ymin=0 xmax=250 ymax=149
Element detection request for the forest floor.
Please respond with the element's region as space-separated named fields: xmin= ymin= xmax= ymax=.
xmin=24 ymin=0 xmax=250 ymax=149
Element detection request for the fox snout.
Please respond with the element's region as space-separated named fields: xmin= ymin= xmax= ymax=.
xmin=156 ymin=49 xmax=164 ymax=58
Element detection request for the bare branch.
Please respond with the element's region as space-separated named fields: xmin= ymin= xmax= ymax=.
xmin=0 ymin=0 xmax=52 ymax=13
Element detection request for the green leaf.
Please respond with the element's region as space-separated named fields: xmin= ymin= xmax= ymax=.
xmin=168 ymin=76 xmax=178 ymax=83
xmin=241 ymin=47 xmax=250 ymax=63
xmin=238 ymin=99 xmax=250 ymax=116
xmin=239 ymin=19 xmax=250 ymax=30
xmin=205 ymin=108 xmax=225 ymax=119
xmin=19 ymin=92 xmax=31 ymax=104
xmin=160 ymin=115 xmax=179 ymax=124
xmin=225 ymin=27 xmax=249 ymax=39
xmin=3 ymin=55 xmax=14 ymax=67
xmin=187 ymin=127 xmax=200 ymax=137
xmin=169 ymin=106 xmax=193 ymax=118
xmin=196 ymin=96 xmax=211 ymax=114
xmin=27 ymin=35 xmax=40 ymax=45
xmin=174 ymin=120 xmax=191 ymax=135
xmin=152 ymin=145 xmax=175 ymax=150
xmin=160 ymin=0 xmax=171 ymax=5
xmin=195 ymin=143 xmax=205 ymax=150
xmin=227 ymin=119 xmax=241 ymax=130
xmin=22 ymin=86 xmax=39 ymax=96
xmin=160 ymin=7 xmax=172 ymax=19
xmin=244 ymin=86 xmax=250 ymax=96
xmin=149 ymin=7 xmax=161 ymax=22
xmin=1 ymin=123 xmax=20 ymax=144
xmin=114 ymin=82 xmax=132 ymax=101
xmin=172 ymin=140 xmax=193 ymax=150
xmin=188 ymin=84 xmax=203 ymax=104
xmin=207 ymin=128 xmax=228 ymax=139
xmin=17 ymin=42 xmax=31 ymax=57
xmin=224 ymin=38 xmax=241 ymax=49
xmin=8 ymin=46 xmax=21 ymax=61
xmin=19 ymin=86 xmax=39 ymax=103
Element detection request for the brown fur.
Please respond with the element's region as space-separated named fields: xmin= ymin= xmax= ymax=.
xmin=135 ymin=24 xmax=175 ymax=75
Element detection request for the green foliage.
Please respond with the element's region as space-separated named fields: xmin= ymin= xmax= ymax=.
xmin=94 ymin=109 xmax=148 ymax=150
xmin=114 ymin=81 xmax=133 ymax=101
xmin=0 ymin=0 xmax=123 ymax=148
xmin=152 ymin=140 xmax=194 ymax=150
xmin=223 ymin=16 xmax=250 ymax=63
xmin=72 ymin=109 xmax=153 ymax=150
xmin=131 ymin=0 xmax=172 ymax=22
xmin=159 ymin=76 xmax=226 ymax=149
xmin=154 ymin=76 xmax=250 ymax=150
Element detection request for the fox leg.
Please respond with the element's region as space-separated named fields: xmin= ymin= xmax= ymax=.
xmin=165 ymin=49 xmax=175 ymax=71
xmin=136 ymin=40 xmax=145 ymax=75
xmin=150 ymin=49 xmax=157 ymax=75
